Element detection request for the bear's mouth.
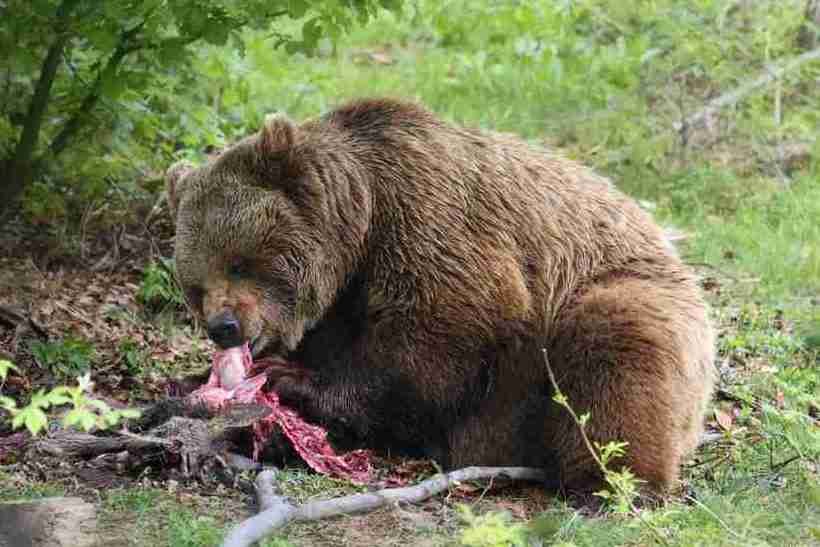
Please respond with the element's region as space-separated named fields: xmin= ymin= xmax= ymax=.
xmin=250 ymin=334 xmax=284 ymax=359
xmin=250 ymin=318 xmax=321 ymax=359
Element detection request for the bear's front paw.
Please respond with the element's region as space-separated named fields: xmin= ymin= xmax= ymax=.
xmin=263 ymin=361 xmax=314 ymax=387
xmin=272 ymin=375 xmax=318 ymax=417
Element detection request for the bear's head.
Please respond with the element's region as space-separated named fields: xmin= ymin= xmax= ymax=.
xmin=165 ymin=113 xmax=371 ymax=358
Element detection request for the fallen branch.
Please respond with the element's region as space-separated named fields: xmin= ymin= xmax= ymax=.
xmin=17 ymin=401 xmax=271 ymax=479
xmin=0 ymin=305 xmax=48 ymax=339
xmin=600 ymin=47 xmax=820 ymax=165
xmin=673 ymin=47 xmax=820 ymax=133
xmin=32 ymin=430 xmax=160 ymax=458
xmin=222 ymin=466 xmax=546 ymax=547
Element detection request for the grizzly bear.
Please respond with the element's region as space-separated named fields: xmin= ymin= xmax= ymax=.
xmin=165 ymin=97 xmax=715 ymax=496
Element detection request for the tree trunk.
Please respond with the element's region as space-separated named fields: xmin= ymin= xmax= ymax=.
xmin=49 ymin=24 xmax=143 ymax=159
xmin=0 ymin=0 xmax=77 ymax=221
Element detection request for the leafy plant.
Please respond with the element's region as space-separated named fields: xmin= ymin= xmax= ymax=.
xmin=0 ymin=0 xmax=405 ymax=224
xmin=1 ymin=364 xmax=140 ymax=435
xmin=542 ymin=348 xmax=644 ymax=515
xmin=29 ymin=335 xmax=95 ymax=378
xmin=137 ymin=257 xmax=185 ymax=314
xmin=457 ymin=504 xmax=530 ymax=547
xmin=166 ymin=508 xmax=225 ymax=547
xmin=118 ymin=338 xmax=151 ymax=375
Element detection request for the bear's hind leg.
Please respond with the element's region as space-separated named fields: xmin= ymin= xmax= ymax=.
xmin=545 ymin=276 xmax=715 ymax=496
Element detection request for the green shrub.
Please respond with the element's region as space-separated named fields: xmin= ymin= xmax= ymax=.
xmin=29 ymin=336 xmax=95 ymax=378
xmin=137 ymin=257 xmax=185 ymax=315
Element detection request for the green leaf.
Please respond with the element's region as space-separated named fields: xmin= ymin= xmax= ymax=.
xmin=288 ymin=0 xmax=310 ymax=19
xmin=301 ymin=17 xmax=322 ymax=52
xmin=85 ymin=25 xmax=120 ymax=52
xmin=158 ymin=38 xmax=192 ymax=65
xmin=202 ymin=17 xmax=232 ymax=46
xmin=101 ymin=66 xmax=126 ymax=100
xmin=88 ymin=399 xmax=112 ymax=413
xmin=0 ymin=359 xmax=17 ymax=380
xmin=0 ymin=395 xmax=17 ymax=412
xmin=44 ymin=392 xmax=72 ymax=406
xmin=28 ymin=389 xmax=54 ymax=410
xmin=63 ymin=407 xmax=98 ymax=432
xmin=13 ymin=405 xmax=49 ymax=435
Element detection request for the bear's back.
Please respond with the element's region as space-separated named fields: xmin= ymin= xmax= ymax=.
xmin=312 ymin=98 xmax=684 ymax=335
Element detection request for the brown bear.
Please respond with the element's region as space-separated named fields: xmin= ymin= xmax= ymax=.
xmin=165 ymin=97 xmax=715 ymax=496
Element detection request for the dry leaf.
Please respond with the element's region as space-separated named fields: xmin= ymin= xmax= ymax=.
xmin=369 ymin=52 xmax=394 ymax=65
xmin=714 ymin=408 xmax=734 ymax=431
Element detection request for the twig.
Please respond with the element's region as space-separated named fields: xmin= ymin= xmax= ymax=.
xmin=684 ymin=452 xmax=730 ymax=469
xmin=221 ymin=466 xmax=546 ymax=547
xmin=541 ymin=349 xmax=670 ymax=546
xmin=684 ymin=495 xmax=744 ymax=540
xmin=752 ymin=452 xmax=802 ymax=486
xmin=541 ymin=349 xmax=605 ymax=472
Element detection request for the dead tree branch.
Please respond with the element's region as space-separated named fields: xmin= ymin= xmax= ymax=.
xmin=32 ymin=430 xmax=161 ymax=458
xmin=602 ymin=47 xmax=820 ymax=165
xmin=673 ymin=47 xmax=820 ymax=133
xmin=222 ymin=466 xmax=547 ymax=547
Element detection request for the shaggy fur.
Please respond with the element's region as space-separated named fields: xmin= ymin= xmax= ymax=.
xmin=166 ymin=98 xmax=716 ymax=495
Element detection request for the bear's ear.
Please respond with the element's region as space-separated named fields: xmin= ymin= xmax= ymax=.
xmin=165 ymin=160 xmax=195 ymax=220
xmin=257 ymin=113 xmax=298 ymax=157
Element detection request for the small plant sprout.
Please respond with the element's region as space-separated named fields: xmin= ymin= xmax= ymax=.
xmin=4 ymin=370 xmax=140 ymax=436
xmin=542 ymin=349 xmax=670 ymax=544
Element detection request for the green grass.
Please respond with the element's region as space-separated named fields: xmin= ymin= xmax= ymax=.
xmin=0 ymin=471 xmax=65 ymax=501
xmin=98 ymin=487 xmax=241 ymax=546
xmin=657 ymin=171 xmax=820 ymax=306
xmin=167 ymin=509 xmax=226 ymax=547
xmin=266 ymin=467 xmax=366 ymax=503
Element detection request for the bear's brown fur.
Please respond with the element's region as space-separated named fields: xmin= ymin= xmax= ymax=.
xmin=166 ymin=98 xmax=715 ymax=495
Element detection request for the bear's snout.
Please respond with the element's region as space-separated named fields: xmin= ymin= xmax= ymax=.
xmin=207 ymin=310 xmax=243 ymax=349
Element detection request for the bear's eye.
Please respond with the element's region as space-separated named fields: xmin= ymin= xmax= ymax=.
xmin=228 ymin=257 xmax=251 ymax=278
xmin=185 ymin=286 xmax=204 ymax=313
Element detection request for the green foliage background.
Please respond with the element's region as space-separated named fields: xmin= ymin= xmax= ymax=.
xmin=0 ymin=0 xmax=402 ymax=219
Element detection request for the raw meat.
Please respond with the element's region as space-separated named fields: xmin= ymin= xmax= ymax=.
xmin=186 ymin=343 xmax=372 ymax=484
